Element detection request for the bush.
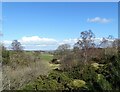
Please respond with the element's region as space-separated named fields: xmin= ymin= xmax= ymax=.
xmin=2 ymin=48 xmax=10 ymax=65
xmin=97 ymin=74 xmax=112 ymax=90
xmin=70 ymin=79 xmax=86 ymax=88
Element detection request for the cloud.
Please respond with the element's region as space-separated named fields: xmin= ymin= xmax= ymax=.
xmin=59 ymin=38 xmax=78 ymax=45
xmin=3 ymin=40 xmax=12 ymax=45
xmin=3 ymin=36 xmax=78 ymax=50
xmin=19 ymin=36 xmax=58 ymax=46
xmin=87 ymin=17 xmax=111 ymax=23
xmin=3 ymin=36 xmax=115 ymax=50
xmin=3 ymin=36 xmax=58 ymax=50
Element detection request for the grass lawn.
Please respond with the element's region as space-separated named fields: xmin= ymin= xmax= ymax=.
xmin=40 ymin=53 xmax=60 ymax=70
xmin=40 ymin=53 xmax=54 ymax=62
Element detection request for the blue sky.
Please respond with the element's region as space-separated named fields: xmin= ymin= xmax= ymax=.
xmin=2 ymin=2 xmax=118 ymax=50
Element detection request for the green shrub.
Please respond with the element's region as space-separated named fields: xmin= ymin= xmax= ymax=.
xmin=2 ymin=48 xmax=10 ymax=65
xmin=70 ymin=79 xmax=86 ymax=88
xmin=97 ymin=74 xmax=112 ymax=90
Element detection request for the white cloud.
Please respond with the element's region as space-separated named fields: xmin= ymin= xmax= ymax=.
xmin=3 ymin=36 xmax=79 ymax=50
xmin=3 ymin=40 xmax=12 ymax=45
xmin=59 ymin=38 xmax=78 ymax=45
xmin=19 ymin=36 xmax=58 ymax=46
xmin=3 ymin=36 xmax=58 ymax=50
xmin=87 ymin=17 xmax=111 ymax=23
xmin=3 ymin=36 xmax=115 ymax=50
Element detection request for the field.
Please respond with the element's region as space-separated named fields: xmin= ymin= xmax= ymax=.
xmin=40 ymin=53 xmax=53 ymax=61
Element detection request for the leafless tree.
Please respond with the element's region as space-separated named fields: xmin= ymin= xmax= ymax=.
xmin=99 ymin=35 xmax=115 ymax=56
xmin=75 ymin=30 xmax=95 ymax=63
xmin=112 ymin=39 xmax=120 ymax=48
xmin=11 ymin=40 xmax=23 ymax=51
xmin=54 ymin=44 xmax=70 ymax=60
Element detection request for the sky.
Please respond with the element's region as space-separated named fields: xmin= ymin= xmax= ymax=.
xmin=2 ymin=2 xmax=118 ymax=50
xmin=2 ymin=0 xmax=120 ymax=2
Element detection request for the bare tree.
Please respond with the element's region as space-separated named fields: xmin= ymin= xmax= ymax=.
xmin=99 ymin=35 xmax=115 ymax=56
xmin=75 ymin=30 xmax=95 ymax=63
xmin=57 ymin=44 xmax=70 ymax=52
xmin=54 ymin=44 xmax=70 ymax=60
xmin=112 ymin=39 xmax=120 ymax=48
xmin=11 ymin=40 xmax=23 ymax=51
xmin=112 ymin=38 xmax=120 ymax=55
xmin=99 ymin=35 xmax=114 ymax=48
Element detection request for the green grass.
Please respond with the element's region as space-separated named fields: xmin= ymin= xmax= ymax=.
xmin=40 ymin=53 xmax=60 ymax=70
xmin=40 ymin=53 xmax=53 ymax=61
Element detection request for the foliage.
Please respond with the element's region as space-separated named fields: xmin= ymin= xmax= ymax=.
xmin=2 ymin=46 xmax=10 ymax=65
xmin=97 ymin=74 xmax=112 ymax=90
xmin=70 ymin=79 xmax=86 ymax=88
xmin=23 ymin=71 xmax=70 ymax=90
